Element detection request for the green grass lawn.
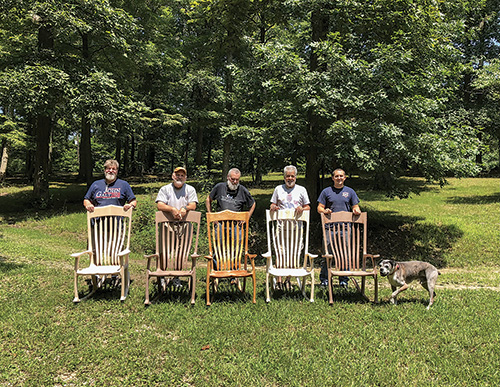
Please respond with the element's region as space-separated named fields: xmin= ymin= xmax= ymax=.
xmin=0 ymin=176 xmax=498 ymax=386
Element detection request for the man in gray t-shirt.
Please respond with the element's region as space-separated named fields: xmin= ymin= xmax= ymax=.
xmin=156 ymin=166 xmax=198 ymax=220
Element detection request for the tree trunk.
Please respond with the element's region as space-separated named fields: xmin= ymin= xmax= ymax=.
xmin=79 ymin=115 xmax=93 ymax=187
xmin=0 ymin=141 xmax=8 ymax=182
xmin=33 ymin=115 xmax=51 ymax=204
xmin=305 ymin=8 xmax=329 ymax=201
xmin=33 ymin=19 xmax=54 ymax=205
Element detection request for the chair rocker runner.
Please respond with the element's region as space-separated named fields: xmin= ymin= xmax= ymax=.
xmin=321 ymin=211 xmax=379 ymax=304
xmin=72 ymin=205 xmax=132 ymax=302
xmin=263 ymin=209 xmax=317 ymax=302
xmin=205 ymin=210 xmax=257 ymax=305
xmin=144 ymin=210 xmax=201 ymax=305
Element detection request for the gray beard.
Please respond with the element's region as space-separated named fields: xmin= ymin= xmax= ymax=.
xmin=227 ymin=181 xmax=239 ymax=190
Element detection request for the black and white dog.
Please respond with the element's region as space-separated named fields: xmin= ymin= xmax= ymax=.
xmin=378 ymin=259 xmax=440 ymax=309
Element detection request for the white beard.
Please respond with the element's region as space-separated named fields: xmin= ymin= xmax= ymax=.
xmin=227 ymin=180 xmax=239 ymax=190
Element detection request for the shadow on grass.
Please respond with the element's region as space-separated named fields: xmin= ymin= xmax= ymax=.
xmin=445 ymin=192 xmax=500 ymax=205
xmin=0 ymin=255 xmax=25 ymax=272
xmin=367 ymin=210 xmax=463 ymax=268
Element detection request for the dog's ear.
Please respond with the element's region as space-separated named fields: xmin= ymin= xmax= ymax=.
xmin=388 ymin=259 xmax=396 ymax=266
xmin=377 ymin=259 xmax=384 ymax=267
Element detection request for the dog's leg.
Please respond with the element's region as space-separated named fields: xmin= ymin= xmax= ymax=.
xmin=424 ymin=271 xmax=439 ymax=309
xmin=390 ymin=283 xmax=409 ymax=305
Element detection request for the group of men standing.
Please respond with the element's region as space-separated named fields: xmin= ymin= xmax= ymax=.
xmin=83 ymin=159 xmax=361 ymax=288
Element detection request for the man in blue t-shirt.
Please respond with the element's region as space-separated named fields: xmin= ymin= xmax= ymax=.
xmin=317 ymin=168 xmax=361 ymax=287
xmin=83 ymin=159 xmax=137 ymax=212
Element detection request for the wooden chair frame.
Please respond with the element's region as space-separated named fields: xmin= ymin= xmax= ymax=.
xmin=205 ymin=210 xmax=257 ymax=305
xmin=144 ymin=210 xmax=201 ymax=305
xmin=263 ymin=209 xmax=317 ymax=302
xmin=72 ymin=205 xmax=132 ymax=302
xmin=321 ymin=211 xmax=379 ymax=304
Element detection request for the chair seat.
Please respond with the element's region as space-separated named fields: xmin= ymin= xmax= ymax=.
xmin=330 ymin=270 xmax=376 ymax=277
xmin=77 ymin=264 xmax=121 ymax=275
xmin=148 ymin=269 xmax=194 ymax=277
xmin=268 ymin=267 xmax=312 ymax=277
xmin=210 ymin=269 xmax=253 ymax=278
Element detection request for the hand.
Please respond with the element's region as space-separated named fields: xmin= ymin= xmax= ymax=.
xmin=295 ymin=206 xmax=304 ymax=215
xmin=353 ymin=208 xmax=361 ymax=216
xmin=85 ymin=204 xmax=95 ymax=213
xmin=323 ymin=208 xmax=332 ymax=215
xmin=270 ymin=203 xmax=278 ymax=212
xmin=124 ymin=203 xmax=135 ymax=211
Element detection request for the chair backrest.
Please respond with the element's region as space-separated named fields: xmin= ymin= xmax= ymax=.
xmin=87 ymin=205 xmax=132 ymax=266
xmin=155 ymin=210 xmax=201 ymax=271
xmin=266 ymin=209 xmax=310 ymax=269
xmin=321 ymin=211 xmax=368 ymax=271
xmin=206 ymin=210 xmax=250 ymax=271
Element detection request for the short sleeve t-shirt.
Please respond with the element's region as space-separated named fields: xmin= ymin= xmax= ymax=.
xmin=155 ymin=183 xmax=198 ymax=209
xmin=84 ymin=179 xmax=136 ymax=207
xmin=317 ymin=186 xmax=359 ymax=213
xmin=270 ymin=184 xmax=310 ymax=210
xmin=209 ymin=182 xmax=255 ymax=212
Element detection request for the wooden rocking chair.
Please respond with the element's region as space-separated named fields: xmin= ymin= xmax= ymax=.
xmin=144 ymin=210 xmax=201 ymax=305
xmin=72 ymin=205 xmax=132 ymax=302
xmin=205 ymin=210 xmax=257 ymax=305
xmin=263 ymin=209 xmax=317 ymax=302
xmin=321 ymin=211 xmax=379 ymax=304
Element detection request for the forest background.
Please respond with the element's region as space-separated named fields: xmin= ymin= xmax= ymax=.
xmin=0 ymin=0 xmax=499 ymax=206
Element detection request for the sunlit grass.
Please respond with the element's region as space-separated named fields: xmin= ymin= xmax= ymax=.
xmin=0 ymin=176 xmax=499 ymax=386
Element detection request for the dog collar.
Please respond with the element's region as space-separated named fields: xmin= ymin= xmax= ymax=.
xmin=396 ymin=264 xmax=399 ymax=270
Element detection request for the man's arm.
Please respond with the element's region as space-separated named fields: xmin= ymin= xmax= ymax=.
xmin=124 ymin=199 xmax=137 ymax=211
xmin=83 ymin=199 xmax=95 ymax=213
xmin=205 ymin=195 xmax=213 ymax=213
xmin=317 ymin=202 xmax=331 ymax=215
xmin=248 ymin=201 xmax=256 ymax=218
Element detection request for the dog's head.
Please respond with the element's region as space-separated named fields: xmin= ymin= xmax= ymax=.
xmin=378 ymin=259 xmax=397 ymax=277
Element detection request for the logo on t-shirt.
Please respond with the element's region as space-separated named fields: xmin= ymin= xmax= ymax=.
xmin=342 ymin=192 xmax=349 ymax=198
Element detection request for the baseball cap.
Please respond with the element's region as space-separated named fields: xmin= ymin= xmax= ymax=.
xmin=173 ymin=166 xmax=187 ymax=174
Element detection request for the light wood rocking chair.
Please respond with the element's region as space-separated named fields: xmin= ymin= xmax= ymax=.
xmin=72 ymin=205 xmax=132 ymax=302
xmin=263 ymin=209 xmax=317 ymax=302
xmin=321 ymin=211 xmax=379 ymax=304
xmin=144 ymin=210 xmax=201 ymax=305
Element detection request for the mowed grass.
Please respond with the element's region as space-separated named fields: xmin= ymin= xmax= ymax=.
xmin=0 ymin=176 xmax=498 ymax=386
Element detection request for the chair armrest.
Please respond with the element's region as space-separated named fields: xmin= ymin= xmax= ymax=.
xmin=204 ymin=255 xmax=214 ymax=260
xmin=118 ymin=248 xmax=131 ymax=257
xmin=144 ymin=253 xmax=159 ymax=270
xmin=71 ymin=250 xmax=91 ymax=258
xmin=304 ymin=253 xmax=318 ymax=270
xmin=72 ymin=250 xmax=91 ymax=270
xmin=363 ymin=253 xmax=380 ymax=270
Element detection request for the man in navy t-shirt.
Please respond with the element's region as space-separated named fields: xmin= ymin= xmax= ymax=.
xmin=317 ymin=168 xmax=361 ymax=287
xmin=83 ymin=159 xmax=137 ymax=212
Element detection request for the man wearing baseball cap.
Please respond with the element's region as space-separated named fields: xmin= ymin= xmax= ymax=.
xmin=156 ymin=166 xmax=198 ymax=220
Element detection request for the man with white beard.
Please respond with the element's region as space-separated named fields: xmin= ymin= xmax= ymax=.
xmin=206 ymin=168 xmax=255 ymax=217
xmin=83 ymin=159 xmax=137 ymax=212
xmin=269 ymin=165 xmax=310 ymax=290
xmin=156 ymin=166 xmax=198 ymax=219
xmin=270 ymin=165 xmax=310 ymax=215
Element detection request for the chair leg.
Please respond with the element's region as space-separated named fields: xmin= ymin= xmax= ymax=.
xmin=144 ymin=273 xmax=151 ymax=305
xmin=73 ymin=273 xmax=80 ymax=303
xmin=328 ymin=270 xmax=334 ymax=305
xmin=120 ymin=268 xmax=129 ymax=301
xmin=310 ymin=273 xmax=315 ymax=303
xmin=374 ymin=275 xmax=378 ymax=303
xmin=252 ymin=273 xmax=256 ymax=304
xmin=190 ymin=273 xmax=196 ymax=305
xmin=206 ymin=275 xmax=211 ymax=306
xmin=266 ymin=273 xmax=270 ymax=303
